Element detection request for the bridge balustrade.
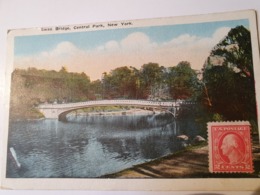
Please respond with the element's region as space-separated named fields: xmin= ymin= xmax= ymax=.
xmin=37 ymin=99 xmax=195 ymax=120
xmin=38 ymin=99 xmax=194 ymax=109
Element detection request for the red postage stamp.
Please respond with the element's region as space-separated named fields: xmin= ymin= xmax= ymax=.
xmin=208 ymin=121 xmax=254 ymax=173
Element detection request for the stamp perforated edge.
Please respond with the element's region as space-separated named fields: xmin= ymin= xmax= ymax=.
xmin=207 ymin=121 xmax=254 ymax=173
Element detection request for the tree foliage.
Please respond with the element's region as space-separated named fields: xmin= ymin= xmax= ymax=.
xmin=102 ymin=66 xmax=137 ymax=99
xmin=10 ymin=61 xmax=202 ymax=118
xmin=210 ymin=26 xmax=253 ymax=78
xmin=10 ymin=67 xmax=91 ymax=117
xmin=139 ymin=63 xmax=166 ymax=99
xmin=168 ymin=61 xmax=200 ymax=100
xmin=203 ymin=25 xmax=257 ymax=122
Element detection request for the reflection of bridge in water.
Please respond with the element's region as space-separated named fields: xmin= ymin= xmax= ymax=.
xmin=38 ymin=99 xmax=194 ymax=121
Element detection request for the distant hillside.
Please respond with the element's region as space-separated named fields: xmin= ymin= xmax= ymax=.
xmin=9 ymin=68 xmax=92 ymax=119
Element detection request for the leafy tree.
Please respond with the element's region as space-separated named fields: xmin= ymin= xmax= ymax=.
xmin=210 ymin=26 xmax=253 ymax=78
xmin=203 ymin=25 xmax=257 ymax=122
xmin=59 ymin=66 xmax=68 ymax=74
xmin=139 ymin=63 xmax=165 ymax=99
xmin=168 ymin=61 xmax=200 ymax=100
xmin=102 ymin=66 xmax=137 ymax=99
xmin=89 ymin=79 xmax=103 ymax=100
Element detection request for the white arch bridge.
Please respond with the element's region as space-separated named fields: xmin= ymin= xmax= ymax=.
xmin=37 ymin=99 xmax=194 ymax=121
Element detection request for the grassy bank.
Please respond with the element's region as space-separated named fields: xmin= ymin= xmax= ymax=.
xmin=9 ymin=107 xmax=44 ymax=121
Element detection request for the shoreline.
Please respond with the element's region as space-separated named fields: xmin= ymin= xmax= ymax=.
xmin=102 ymin=140 xmax=260 ymax=178
xmin=102 ymin=144 xmax=210 ymax=178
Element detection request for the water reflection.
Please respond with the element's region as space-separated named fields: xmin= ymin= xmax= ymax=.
xmin=7 ymin=113 xmax=198 ymax=178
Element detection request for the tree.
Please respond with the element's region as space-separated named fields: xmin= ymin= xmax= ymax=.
xmin=59 ymin=66 xmax=68 ymax=74
xmin=203 ymin=25 xmax=257 ymax=122
xmin=139 ymin=63 xmax=165 ymax=99
xmin=89 ymin=79 xmax=102 ymax=100
xmin=168 ymin=61 xmax=200 ymax=100
xmin=102 ymin=66 xmax=137 ymax=99
xmin=210 ymin=26 xmax=253 ymax=78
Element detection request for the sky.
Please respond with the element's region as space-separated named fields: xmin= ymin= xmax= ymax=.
xmin=14 ymin=19 xmax=249 ymax=80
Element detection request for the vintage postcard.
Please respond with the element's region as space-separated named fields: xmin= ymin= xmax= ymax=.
xmin=1 ymin=10 xmax=260 ymax=191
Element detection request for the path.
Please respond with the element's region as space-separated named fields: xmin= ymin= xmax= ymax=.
xmin=105 ymin=145 xmax=210 ymax=178
xmin=104 ymin=139 xmax=260 ymax=178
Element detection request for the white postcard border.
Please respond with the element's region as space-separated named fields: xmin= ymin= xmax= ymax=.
xmin=1 ymin=9 xmax=260 ymax=191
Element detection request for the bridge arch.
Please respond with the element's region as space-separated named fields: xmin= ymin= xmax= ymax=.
xmin=37 ymin=99 xmax=187 ymax=121
xmin=57 ymin=104 xmax=162 ymax=122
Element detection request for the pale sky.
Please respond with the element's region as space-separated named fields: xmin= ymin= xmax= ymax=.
xmin=14 ymin=19 xmax=249 ymax=80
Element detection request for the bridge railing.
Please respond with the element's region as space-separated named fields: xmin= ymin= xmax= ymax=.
xmin=38 ymin=99 xmax=194 ymax=109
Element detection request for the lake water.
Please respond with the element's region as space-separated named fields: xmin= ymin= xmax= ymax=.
xmin=6 ymin=113 xmax=199 ymax=178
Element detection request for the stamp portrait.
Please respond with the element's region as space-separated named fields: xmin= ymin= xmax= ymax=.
xmin=208 ymin=121 xmax=254 ymax=173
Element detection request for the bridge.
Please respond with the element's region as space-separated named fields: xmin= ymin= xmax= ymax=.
xmin=37 ymin=99 xmax=193 ymax=121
